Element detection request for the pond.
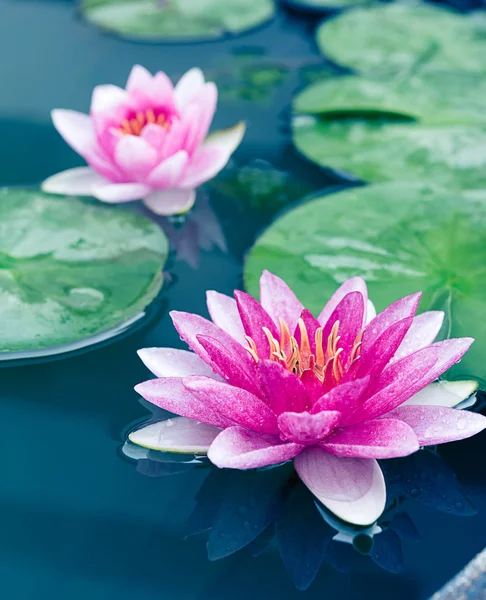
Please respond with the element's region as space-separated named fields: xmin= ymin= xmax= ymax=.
xmin=1 ymin=1 xmax=486 ymax=599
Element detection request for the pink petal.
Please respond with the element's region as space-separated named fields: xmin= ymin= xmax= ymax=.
xmin=388 ymin=405 xmax=486 ymax=446
xmin=206 ymin=291 xmax=246 ymax=345
xmin=128 ymin=416 xmax=220 ymax=453
xmin=360 ymin=292 xmax=421 ymax=354
xmin=196 ymin=335 xmax=261 ymax=396
xmin=322 ymin=418 xmax=419 ymax=458
xmin=423 ymin=337 xmax=474 ymax=382
xmin=234 ymin=290 xmax=278 ymax=358
xmin=294 ymin=447 xmax=386 ymax=525
xmin=354 ymin=316 xmax=413 ymax=379
xmin=170 ymin=310 xmax=254 ymax=373
xmin=126 ymin=64 xmax=153 ymax=93
xmin=258 ymin=360 xmax=310 ymax=414
xmin=294 ymin=309 xmax=321 ymax=354
xmin=300 ymin=370 xmax=325 ymax=404
xmin=41 ymin=167 xmax=108 ymax=196
xmin=183 ymin=376 xmax=278 ymax=434
xmin=135 ymin=377 xmax=232 ymax=428
xmin=345 ymin=346 xmax=441 ymax=425
xmin=321 ymin=292 xmax=365 ymax=362
xmin=392 ymin=311 xmax=444 ymax=363
xmin=208 ymin=426 xmax=303 ymax=469
xmin=137 ymin=347 xmax=216 ymax=378
xmin=278 ymin=410 xmax=341 ymax=445
xmin=318 ymin=277 xmax=368 ymax=328
xmin=143 ymin=189 xmax=196 ymax=216
xmin=175 ymin=67 xmax=206 ymax=112
xmin=114 ymin=135 xmax=157 ymax=179
xmin=365 ymin=299 xmax=377 ymax=325
xmin=259 ymin=270 xmax=304 ymax=331
xmin=147 ymin=150 xmax=189 ymax=188
xmin=181 ymin=121 xmax=246 ymax=188
xmin=311 ymin=377 xmax=370 ymax=414
xmin=141 ymin=123 xmax=167 ymax=151
xmin=92 ymin=182 xmax=151 ymax=203
xmin=51 ymin=109 xmax=95 ymax=157
xmin=183 ymin=82 xmax=218 ymax=154
xmin=91 ymin=84 xmax=127 ymax=114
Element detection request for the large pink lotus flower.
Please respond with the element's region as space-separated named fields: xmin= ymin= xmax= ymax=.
xmin=132 ymin=272 xmax=486 ymax=525
xmin=42 ymin=65 xmax=245 ymax=216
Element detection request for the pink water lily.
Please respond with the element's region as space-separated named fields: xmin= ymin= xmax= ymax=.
xmin=42 ymin=65 xmax=245 ymax=216
xmin=132 ymin=271 xmax=486 ymax=525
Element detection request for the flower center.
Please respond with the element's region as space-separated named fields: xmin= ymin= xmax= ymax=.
xmin=245 ymin=318 xmax=362 ymax=385
xmin=118 ymin=109 xmax=170 ymax=136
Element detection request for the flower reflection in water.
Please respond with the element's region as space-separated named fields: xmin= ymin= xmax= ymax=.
xmin=122 ymin=421 xmax=477 ymax=591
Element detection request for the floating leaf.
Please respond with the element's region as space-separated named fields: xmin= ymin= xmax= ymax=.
xmin=292 ymin=117 xmax=486 ymax=190
xmin=282 ymin=0 xmax=371 ymax=12
xmin=317 ymin=2 xmax=486 ymax=76
xmin=294 ymin=71 xmax=486 ymax=126
xmin=0 ymin=190 xmax=167 ymax=358
xmin=244 ymin=182 xmax=486 ymax=384
xmin=80 ymin=0 xmax=276 ymax=42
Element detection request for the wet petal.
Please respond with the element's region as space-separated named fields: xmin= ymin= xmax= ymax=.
xmin=206 ymin=291 xmax=246 ymax=345
xmin=234 ymin=290 xmax=278 ymax=358
xmin=129 ymin=417 xmax=220 ymax=453
xmin=424 ymin=338 xmax=474 ymax=382
xmin=259 ymin=270 xmax=304 ymax=331
xmin=318 ymin=277 xmax=368 ymax=328
xmin=392 ymin=311 xmax=444 ymax=363
xmin=183 ymin=376 xmax=278 ymax=434
xmin=278 ymin=410 xmax=341 ymax=445
xmin=135 ymin=377 xmax=232 ymax=428
xmin=196 ymin=335 xmax=261 ymax=396
xmin=312 ymin=377 xmax=370 ymax=414
xmin=258 ymin=360 xmax=310 ymax=414
xmin=361 ymin=292 xmax=421 ymax=354
xmin=137 ymin=347 xmax=216 ymax=378
xmin=208 ymin=426 xmax=303 ymax=469
xmin=294 ymin=447 xmax=386 ymax=525
xmin=170 ymin=310 xmax=254 ymax=374
xmin=41 ymin=167 xmax=107 ymax=196
xmin=321 ymin=291 xmax=365 ymax=361
xmin=388 ymin=405 xmax=486 ymax=446
xmin=143 ymin=189 xmax=196 ymax=216
xmin=322 ymin=418 xmax=419 ymax=458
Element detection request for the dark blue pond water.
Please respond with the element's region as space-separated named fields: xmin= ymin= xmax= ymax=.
xmin=1 ymin=2 xmax=486 ymax=599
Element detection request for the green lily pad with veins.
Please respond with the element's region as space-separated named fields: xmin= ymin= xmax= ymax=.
xmin=80 ymin=0 xmax=276 ymax=41
xmin=294 ymin=71 xmax=486 ymax=126
xmin=317 ymin=2 xmax=486 ymax=76
xmin=244 ymin=182 xmax=486 ymax=385
xmin=292 ymin=117 xmax=486 ymax=190
xmin=0 ymin=190 xmax=168 ymax=358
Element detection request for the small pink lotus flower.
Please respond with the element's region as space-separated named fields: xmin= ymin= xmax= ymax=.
xmin=132 ymin=272 xmax=486 ymax=525
xmin=42 ymin=65 xmax=245 ymax=216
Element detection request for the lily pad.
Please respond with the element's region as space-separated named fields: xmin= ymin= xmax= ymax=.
xmin=0 ymin=189 xmax=168 ymax=359
xmin=282 ymin=0 xmax=371 ymax=13
xmin=294 ymin=71 xmax=486 ymax=126
xmin=80 ymin=0 xmax=276 ymax=42
xmin=244 ymin=182 xmax=486 ymax=385
xmin=317 ymin=2 xmax=486 ymax=76
xmin=292 ymin=117 xmax=486 ymax=190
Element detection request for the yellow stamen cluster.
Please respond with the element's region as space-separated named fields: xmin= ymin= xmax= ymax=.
xmin=245 ymin=317 xmax=362 ymax=385
xmin=118 ymin=110 xmax=169 ymax=136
